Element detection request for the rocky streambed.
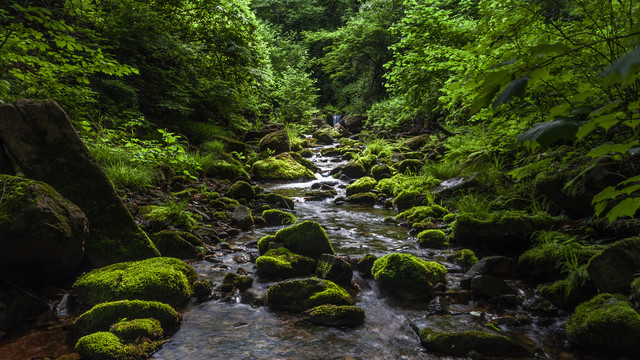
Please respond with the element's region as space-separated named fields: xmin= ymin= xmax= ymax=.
xmin=149 ymin=144 xmax=593 ymax=360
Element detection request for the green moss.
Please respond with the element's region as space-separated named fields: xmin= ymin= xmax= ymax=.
xmin=537 ymin=278 xmax=596 ymax=309
xmin=218 ymin=272 xmax=253 ymax=292
xmin=448 ymin=249 xmax=478 ymax=270
xmin=396 ymin=159 xmax=423 ymax=174
xmin=227 ymin=181 xmax=255 ymax=201
xmin=267 ymin=278 xmax=353 ymax=312
xmin=442 ymin=213 xmax=457 ymax=223
xmin=305 ymin=189 xmax=338 ymax=198
xmin=417 ymin=230 xmax=449 ymax=249
xmin=518 ymin=241 xmax=599 ymax=278
xmin=371 ymin=164 xmax=394 ymax=180
xmin=73 ymin=257 xmax=197 ymax=307
xmin=303 ymin=305 xmax=365 ymax=328
xmin=270 ymin=220 xmax=334 ymax=258
xmin=566 ymin=293 xmax=640 ymax=353
xmin=262 ymin=209 xmax=297 ymax=226
xmin=252 ymin=153 xmax=315 ymax=180
xmin=347 ymin=192 xmax=378 ymax=204
xmin=109 ymin=318 xmax=163 ymax=341
xmin=393 ymin=190 xmax=422 ymax=212
xmin=257 ymin=234 xmax=277 ymax=254
xmin=74 ymin=300 xmax=180 ymax=334
xmin=419 ymin=328 xmax=520 ymax=356
xmin=256 ymin=193 xmax=295 ymax=210
xmin=290 ymin=151 xmax=317 ymax=172
xmin=256 ymin=248 xmax=316 ymax=278
xmin=372 ymin=253 xmax=447 ymax=299
xmin=75 ymin=332 xmax=122 ymax=360
xmin=206 ymin=160 xmax=250 ymax=180
xmin=397 ymin=205 xmax=449 ymax=223
xmin=193 ymin=279 xmax=213 ymax=299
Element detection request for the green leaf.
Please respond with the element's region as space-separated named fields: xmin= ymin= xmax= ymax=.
xmin=605 ymin=197 xmax=640 ymax=221
xmin=492 ymin=76 xmax=530 ymax=108
xmin=586 ymin=141 xmax=639 ymax=158
xmin=517 ymin=117 xmax=579 ymax=150
xmin=601 ymin=47 xmax=640 ymax=83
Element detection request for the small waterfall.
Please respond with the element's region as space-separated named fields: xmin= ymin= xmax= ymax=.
xmin=329 ymin=114 xmax=343 ymax=127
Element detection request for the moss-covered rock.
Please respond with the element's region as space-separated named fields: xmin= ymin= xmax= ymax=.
xmin=75 ymin=331 xmax=163 ymax=360
xmin=259 ymin=129 xmax=290 ymax=154
xmin=150 ymin=231 xmax=202 ymax=259
xmin=109 ymin=318 xmax=163 ymax=342
xmin=404 ymin=134 xmax=431 ymax=150
xmin=371 ymin=164 xmax=393 ymax=180
xmin=290 ymin=151 xmax=317 ymax=173
xmin=338 ymin=160 xmax=366 ymax=179
xmin=262 ymin=209 xmax=296 ymax=225
xmin=518 ymin=241 xmax=599 ymax=278
xmin=252 ymin=153 xmax=316 ymax=181
xmin=395 ymin=159 xmax=423 ymax=174
xmin=267 ymin=278 xmax=354 ymax=312
xmin=74 ymin=300 xmax=181 ymax=334
xmin=397 ymin=205 xmax=449 ymax=223
xmin=447 ymin=249 xmax=478 ymax=271
xmin=303 ymin=305 xmax=365 ymax=328
xmin=345 ymin=177 xmax=377 ymax=196
xmin=347 ymin=192 xmax=378 ymax=204
xmin=586 ymin=238 xmax=640 ymax=294
xmin=256 ymin=248 xmax=316 ymax=278
xmin=417 ymin=229 xmax=449 ymax=248
xmin=227 ymin=181 xmax=255 ymax=201
xmin=393 ymin=190 xmax=423 ymax=212
xmin=372 ymin=253 xmax=447 ymax=299
xmin=356 ymin=254 xmax=377 ymax=277
xmin=211 ymin=135 xmax=247 ymax=153
xmin=452 ymin=211 xmax=557 ymax=252
xmin=193 ymin=279 xmax=213 ymax=300
xmin=256 ymin=193 xmax=294 ymax=209
xmin=566 ymin=293 xmax=640 ymax=353
xmin=0 ymin=174 xmax=87 ymax=279
xmin=412 ymin=315 xmax=527 ymax=356
xmin=258 ymin=220 xmax=334 ymax=258
xmin=317 ymin=254 xmax=353 ymax=285
xmin=218 ymin=272 xmax=253 ymax=292
xmin=312 ymin=129 xmax=334 ymax=145
xmin=537 ymin=278 xmax=597 ymax=309
xmin=257 ymin=235 xmax=277 ymax=254
xmin=231 ymin=204 xmax=254 ymax=230
xmin=73 ymin=257 xmax=196 ymax=307
xmin=206 ymin=160 xmax=250 ymax=180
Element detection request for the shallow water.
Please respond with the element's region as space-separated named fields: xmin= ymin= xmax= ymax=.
xmin=151 ymin=145 xmax=584 ymax=360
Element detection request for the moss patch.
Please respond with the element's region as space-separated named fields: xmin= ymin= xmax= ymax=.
xmin=262 ymin=220 xmax=334 ymax=259
xmin=227 ymin=181 xmax=255 ymax=201
xmin=262 ymin=209 xmax=296 ymax=225
xmin=73 ymin=257 xmax=197 ymax=307
xmin=372 ymin=253 xmax=446 ymax=299
xmin=345 ymin=177 xmax=377 ymax=196
xmin=256 ymin=248 xmax=316 ymax=278
xmin=74 ymin=300 xmax=180 ymax=334
xmin=267 ymin=278 xmax=354 ymax=312
xmin=417 ymin=229 xmax=449 ymax=248
xmin=303 ymin=305 xmax=365 ymax=328
xmin=397 ymin=205 xmax=449 ymax=223
xmin=109 ymin=318 xmax=163 ymax=341
xmin=252 ymin=153 xmax=315 ymax=181
xmin=256 ymin=193 xmax=295 ymax=210
xmin=447 ymin=249 xmax=478 ymax=270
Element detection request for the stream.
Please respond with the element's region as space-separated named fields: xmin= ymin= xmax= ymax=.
xmin=150 ymin=144 xmax=582 ymax=360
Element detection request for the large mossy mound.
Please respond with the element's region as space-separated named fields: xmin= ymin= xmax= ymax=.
xmin=412 ymin=315 xmax=527 ymax=356
xmin=257 ymin=220 xmax=334 ymax=258
xmin=0 ymin=174 xmax=87 ymax=279
xmin=150 ymin=231 xmax=203 ymax=259
xmin=227 ymin=180 xmax=255 ymax=201
xmin=452 ymin=211 xmax=557 ymax=252
xmin=73 ymin=257 xmax=197 ymax=307
xmin=75 ymin=331 xmax=163 ymax=360
xmin=397 ymin=205 xmax=449 ymax=223
xmin=303 ymin=305 xmax=365 ymax=328
xmin=256 ymin=193 xmax=294 ymax=209
xmin=372 ymin=253 xmax=446 ymax=299
xmin=259 ymin=129 xmax=290 ymax=154
xmin=566 ymin=293 xmax=640 ymax=353
xmin=345 ymin=177 xmax=377 ymax=196
xmin=266 ymin=278 xmax=354 ymax=312
xmin=417 ymin=229 xmax=449 ymax=248
xmin=74 ymin=300 xmax=181 ymax=334
xmin=252 ymin=153 xmax=315 ymax=181
xmin=256 ymin=248 xmax=316 ymax=278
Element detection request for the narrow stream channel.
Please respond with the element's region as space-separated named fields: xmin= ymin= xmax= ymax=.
xmin=151 ymin=144 xmax=579 ymax=360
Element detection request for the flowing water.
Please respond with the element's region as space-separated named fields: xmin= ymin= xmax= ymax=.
xmin=151 ymin=144 xmax=582 ymax=360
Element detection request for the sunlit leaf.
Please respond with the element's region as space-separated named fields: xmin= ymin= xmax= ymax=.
xmin=605 ymin=197 xmax=640 ymax=221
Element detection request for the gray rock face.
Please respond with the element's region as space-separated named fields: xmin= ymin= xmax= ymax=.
xmin=231 ymin=205 xmax=254 ymax=230
xmin=0 ymin=175 xmax=87 ymax=280
xmin=0 ymin=100 xmax=159 ymax=267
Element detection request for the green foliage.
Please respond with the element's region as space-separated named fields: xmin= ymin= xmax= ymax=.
xmin=145 ymin=198 xmax=200 ymax=230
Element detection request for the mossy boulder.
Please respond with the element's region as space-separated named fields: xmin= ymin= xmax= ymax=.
xmin=0 ymin=100 xmax=160 ymax=267
xmin=411 ymin=315 xmax=527 ymax=356
xmin=74 ymin=300 xmax=181 ymax=334
xmin=395 ymin=159 xmax=423 ymax=174
xmin=537 ymin=278 xmax=597 ymax=309
xmin=290 ymin=151 xmax=317 ymax=173
xmin=417 ymin=229 xmax=449 ymax=248
xmin=447 ymin=249 xmax=478 ymax=271
xmin=303 ymin=305 xmax=365 ymax=328
xmin=218 ymin=272 xmax=253 ymax=292
xmin=566 ymin=293 xmax=640 ymax=353
xmin=404 ymin=134 xmax=431 ymax=150
xmin=397 ymin=205 xmax=449 ymax=223
xmin=393 ymin=190 xmax=423 ymax=212
xmin=312 ymin=129 xmax=333 ymax=145
xmin=266 ymin=278 xmax=354 ymax=312
xmin=371 ymin=164 xmax=393 ymax=180
xmin=227 ymin=181 xmax=255 ymax=201
xmin=0 ymin=174 xmax=87 ymax=279
xmin=256 ymin=193 xmax=294 ymax=209
xmin=518 ymin=241 xmax=599 ymax=278
xmin=193 ymin=279 xmax=213 ymax=300
xmin=256 ymin=248 xmax=316 ymax=278
xmin=262 ymin=209 xmax=296 ymax=225
xmin=258 ymin=220 xmax=334 ymax=258
xmin=75 ymin=331 xmax=164 ymax=360
xmin=338 ymin=160 xmax=366 ymax=179
xmin=452 ymin=211 xmax=557 ymax=252
xmin=317 ymin=254 xmax=353 ymax=285
xmin=372 ymin=253 xmax=447 ymax=299
xmin=356 ymin=254 xmax=377 ymax=277
xmin=347 ymin=192 xmax=378 ymax=204
xmin=109 ymin=318 xmax=163 ymax=342
xmin=586 ymin=238 xmax=640 ymax=294
xmin=259 ymin=129 xmax=290 ymax=154
xmin=206 ymin=160 xmax=250 ymax=180
xmin=231 ymin=204 xmax=254 ymax=230
xmin=150 ymin=231 xmax=203 ymax=259
xmin=211 ymin=135 xmax=247 ymax=153
xmin=252 ymin=153 xmax=316 ymax=181
xmin=73 ymin=257 xmax=197 ymax=307
xmin=345 ymin=177 xmax=377 ymax=196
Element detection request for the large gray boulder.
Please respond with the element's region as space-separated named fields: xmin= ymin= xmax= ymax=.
xmin=0 ymin=100 xmax=159 ymax=267
xmin=0 ymin=175 xmax=87 ymax=279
